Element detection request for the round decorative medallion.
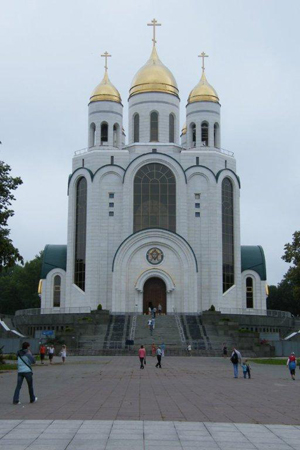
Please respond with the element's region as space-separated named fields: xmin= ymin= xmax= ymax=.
xmin=146 ymin=247 xmax=164 ymax=265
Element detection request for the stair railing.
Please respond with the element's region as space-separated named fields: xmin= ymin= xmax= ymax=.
xmin=173 ymin=307 xmax=186 ymax=344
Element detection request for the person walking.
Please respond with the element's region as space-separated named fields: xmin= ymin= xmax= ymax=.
xmin=13 ymin=342 xmax=37 ymax=405
xmin=161 ymin=342 xmax=166 ymax=357
xmin=287 ymin=352 xmax=297 ymax=380
xmin=60 ymin=345 xmax=67 ymax=363
xmin=155 ymin=346 xmax=162 ymax=368
xmin=149 ymin=320 xmax=154 ymax=336
xmin=152 ymin=307 xmax=157 ymax=318
xmin=222 ymin=342 xmax=228 ymax=358
xmin=230 ymin=348 xmax=242 ymax=378
xmin=138 ymin=345 xmax=146 ymax=369
xmin=48 ymin=344 xmax=55 ymax=364
xmin=187 ymin=343 xmax=192 ymax=356
xmin=39 ymin=344 xmax=46 ymax=364
xmin=158 ymin=304 xmax=162 ymax=315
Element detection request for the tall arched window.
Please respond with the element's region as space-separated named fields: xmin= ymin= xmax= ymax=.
xmin=134 ymin=163 xmax=176 ymax=232
xmin=201 ymin=121 xmax=209 ymax=146
xmin=222 ymin=177 xmax=234 ymax=293
xmin=246 ymin=277 xmax=254 ymax=308
xmin=74 ymin=177 xmax=87 ymax=291
xmin=134 ymin=114 xmax=139 ymax=142
xmin=150 ymin=112 xmax=159 ymax=142
xmin=169 ymin=114 xmax=175 ymax=143
xmin=53 ymin=275 xmax=61 ymax=307
xmin=89 ymin=123 xmax=96 ymax=147
xmin=101 ymin=122 xmax=108 ymax=144
xmin=191 ymin=123 xmax=196 ymax=147
xmin=113 ymin=123 xmax=119 ymax=148
xmin=214 ymin=123 xmax=220 ymax=148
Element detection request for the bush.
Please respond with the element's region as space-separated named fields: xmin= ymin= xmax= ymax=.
xmin=78 ymin=316 xmax=93 ymax=323
xmin=209 ymin=305 xmax=216 ymax=312
xmin=97 ymin=304 xmax=102 ymax=311
xmin=0 ymin=346 xmax=5 ymax=364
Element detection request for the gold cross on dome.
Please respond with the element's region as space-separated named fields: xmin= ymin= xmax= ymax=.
xmin=147 ymin=18 xmax=161 ymax=46
xmin=198 ymin=51 xmax=209 ymax=72
xmin=101 ymin=51 xmax=111 ymax=71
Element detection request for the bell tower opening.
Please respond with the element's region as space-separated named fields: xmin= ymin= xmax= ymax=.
xmin=143 ymin=277 xmax=166 ymax=314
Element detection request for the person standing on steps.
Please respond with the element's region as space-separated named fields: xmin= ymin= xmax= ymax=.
xmin=156 ymin=346 xmax=162 ymax=368
xmin=287 ymin=352 xmax=297 ymax=380
xmin=149 ymin=320 xmax=154 ymax=336
xmin=230 ymin=348 xmax=242 ymax=378
xmin=138 ymin=345 xmax=146 ymax=369
xmin=158 ymin=304 xmax=162 ymax=315
xmin=152 ymin=307 xmax=157 ymax=318
xmin=13 ymin=342 xmax=38 ymax=405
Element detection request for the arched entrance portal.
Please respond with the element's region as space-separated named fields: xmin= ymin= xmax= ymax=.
xmin=143 ymin=277 xmax=166 ymax=314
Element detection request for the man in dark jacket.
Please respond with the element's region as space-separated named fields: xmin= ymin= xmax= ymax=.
xmin=13 ymin=342 xmax=37 ymax=404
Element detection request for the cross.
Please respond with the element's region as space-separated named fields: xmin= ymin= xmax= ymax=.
xmin=101 ymin=51 xmax=111 ymax=71
xmin=147 ymin=18 xmax=161 ymax=46
xmin=198 ymin=51 xmax=209 ymax=72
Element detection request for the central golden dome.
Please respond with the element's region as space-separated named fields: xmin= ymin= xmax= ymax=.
xmin=188 ymin=71 xmax=219 ymax=104
xmin=129 ymin=46 xmax=179 ymax=99
xmin=89 ymin=70 xmax=122 ymax=104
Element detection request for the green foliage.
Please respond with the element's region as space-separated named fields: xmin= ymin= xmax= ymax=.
xmin=267 ymin=231 xmax=300 ymax=316
xmin=0 ymin=346 xmax=5 ymax=364
xmin=0 ymin=160 xmax=23 ymax=271
xmin=65 ymin=326 xmax=74 ymax=332
xmin=0 ymin=252 xmax=43 ymax=314
xmin=238 ymin=328 xmax=256 ymax=333
xmin=0 ymin=364 xmax=17 ymax=371
xmin=4 ymin=353 xmax=17 ymax=360
xmin=97 ymin=304 xmax=102 ymax=311
xmin=78 ymin=316 xmax=93 ymax=323
xmin=208 ymin=304 xmax=216 ymax=312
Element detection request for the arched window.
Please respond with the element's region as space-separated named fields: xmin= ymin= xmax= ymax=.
xmin=191 ymin=123 xmax=196 ymax=147
xmin=101 ymin=122 xmax=108 ymax=144
xmin=113 ymin=123 xmax=119 ymax=148
xmin=214 ymin=123 xmax=220 ymax=148
xmin=89 ymin=123 xmax=96 ymax=147
xmin=134 ymin=163 xmax=176 ymax=232
xmin=201 ymin=121 xmax=209 ymax=146
xmin=246 ymin=277 xmax=254 ymax=308
xmin=169 ymin=114 xmax=175 ymax=143
xmin=222 ymin=177 xmax=234 ymax=293
xmin=134 ymin=114 xmax=139 ymax=143
xmin=53 ymin=275 xmax=61 ymax=307
xmin=150 ymin=112 xmax=159 ymax=142
xmin=74 ymin=177 xmax=87 ymax=291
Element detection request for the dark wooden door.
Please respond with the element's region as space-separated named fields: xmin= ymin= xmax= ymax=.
xmin=143 ymin=277 xmax=166 ymax=314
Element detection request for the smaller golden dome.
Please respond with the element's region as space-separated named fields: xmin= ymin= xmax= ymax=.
xmin=181 ymin=122 xmax=187 ymax=136
xmin=188 ymin=71 xmax=219 ymax=104
xmin=90 ymin=70 xmax=122 ymax=104
xmin=129 ymin=46 xmax=179 ymax=99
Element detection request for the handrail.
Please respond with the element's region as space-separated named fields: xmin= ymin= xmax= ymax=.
xmin=130 ymin=315 xmax=137 ymax=341
xmin=173 ymin=307 xmax=186 ymax=344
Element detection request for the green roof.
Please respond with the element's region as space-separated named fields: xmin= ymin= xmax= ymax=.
xmin=41 ymin=245 xmax=67 ymax=279
xmin=241 ymin=245 xmax=267 ymax=280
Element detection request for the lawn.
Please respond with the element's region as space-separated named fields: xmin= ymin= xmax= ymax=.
xmin=0 ymin=364 xmax=17 ymax=371
xmin=249 ymin=358 xmax=287 ymax=365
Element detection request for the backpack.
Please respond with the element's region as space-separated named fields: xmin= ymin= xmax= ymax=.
xmin=231 ymin=352 xmax=238 ymax=364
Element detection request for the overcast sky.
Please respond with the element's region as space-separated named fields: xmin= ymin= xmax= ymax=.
xmin=1 ymin=0 xmax=299 ymax=286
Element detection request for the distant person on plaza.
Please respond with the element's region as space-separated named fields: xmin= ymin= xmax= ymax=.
xmin=161 ymin=342 xmax=165 ymax=357
xmin=287 ymin=352 xmax=297 ymax=380
xmin=152 ymin=307 xmax=157 ymax=318
xmin=13 ymin=342 xmax=38 ymax=405
xmin=148 ymin=306 xmax=152 ymax=315
xmin=60 ymin=345 xmax=67 ymax=363
xmin=158 ymin=304 xmax=162 ymax=315
xmin=187 ymin=343 xmax=192 ymax=356
xmin=155 ymin=346 xmax=162 ymax=368
xmin=149 ymin=321 xmax=154 ymax=336
xmin=48 ymin=344 xmax=55 ymax=364
xmin=222 ymin=343 xmax=228 ymax=358
xmin=39 ymin=344 xmax=46 ymax=364
xmin=245 ymin=360 xmax=251 ymax=378
xmin=230 ymin=348 xmax=242 ymax=378
xmin=152 ymin=343 xmax=156 ymax=357
xmin=138 ymin=345 xmax=146 ymax=369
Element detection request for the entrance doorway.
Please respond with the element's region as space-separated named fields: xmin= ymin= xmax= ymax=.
xmin=143 ymin=277 xmax=166 ymax=314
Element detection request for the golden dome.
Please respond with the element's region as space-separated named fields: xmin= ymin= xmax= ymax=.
xmin=89 ymin=70 xmax=122 ymax=104
xmin=188 ymin=71 xmax=219 ymax=104
xmin=129 ymin=46 xmax=179 ymax=99
xmin=181 ymin=122 xmax=187 ymax=136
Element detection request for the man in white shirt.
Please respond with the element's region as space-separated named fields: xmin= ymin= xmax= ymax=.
xmin=155 ymin=346 xmax=162 ymax=368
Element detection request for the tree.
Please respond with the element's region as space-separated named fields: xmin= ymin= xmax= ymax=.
xmin=0 ymin=160 xmax=23 ymax=271
xmin=267 ymin=231 xmax=300 ymax=316
xmin=0 ymin=252 xmax=43 ymax=314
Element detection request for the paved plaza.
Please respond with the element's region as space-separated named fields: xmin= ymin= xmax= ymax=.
xmin=1 ymin=356 xmax=300 ymax=449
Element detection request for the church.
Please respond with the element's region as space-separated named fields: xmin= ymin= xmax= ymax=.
xmin=40 ymin=20 xmax=267 ymax=315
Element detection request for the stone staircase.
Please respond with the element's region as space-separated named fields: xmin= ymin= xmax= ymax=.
xmin=134 ymin=315 xmax=182 ymax=347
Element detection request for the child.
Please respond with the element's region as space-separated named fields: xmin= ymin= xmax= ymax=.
xmin=60 ymin=345 xmax=67 ymax=363
xmin=242 ymin=361 xmax=248 ymax=379
xmin=245 ymin=360 xmax=251 ymax=379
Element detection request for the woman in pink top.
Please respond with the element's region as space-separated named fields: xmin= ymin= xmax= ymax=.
xmin=138 ymin=345 xmax=146 ymax=369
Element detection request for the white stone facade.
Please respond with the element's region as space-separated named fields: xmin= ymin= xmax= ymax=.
xmin=40 ymin=60 xmax=267 ymax=314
